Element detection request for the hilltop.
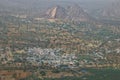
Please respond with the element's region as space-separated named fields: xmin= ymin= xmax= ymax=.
xmin=45 ymin=4 xmax=90 ymax=22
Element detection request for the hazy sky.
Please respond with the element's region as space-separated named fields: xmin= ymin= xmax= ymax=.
xmin=0 ymin=0 xmax=115 ymax=12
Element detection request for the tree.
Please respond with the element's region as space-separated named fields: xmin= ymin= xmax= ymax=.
xmin=40 ymin=71 xmax=46 ymax=76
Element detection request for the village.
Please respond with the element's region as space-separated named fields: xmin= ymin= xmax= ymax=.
xmin=27 ymin=48 xmax=78 ymax=68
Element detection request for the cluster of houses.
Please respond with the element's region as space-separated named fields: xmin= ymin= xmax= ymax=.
xmin=27 ymin=47 xmax=78 ymax=67
xmin=26 ymin=47 xmax=110 ymax=68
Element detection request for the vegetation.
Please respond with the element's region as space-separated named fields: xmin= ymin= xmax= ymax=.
xmin=40 ymin=71 xmax=46 ymax=76
xmin=44 ymin=69 xmax=120 ymax=80
xmin=0 ymin=15 xmax=120 ymax=80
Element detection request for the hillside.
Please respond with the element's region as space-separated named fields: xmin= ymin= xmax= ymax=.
xmin=45 ymin=5 xmax=90 ymax=22
xmin=100 ymin=0 xmax=120 ymax=20
xmin=46 ymin=6 xmax=66 ymax=19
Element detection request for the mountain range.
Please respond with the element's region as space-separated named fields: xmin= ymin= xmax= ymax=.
xmin=0 ymin=0 xmax=120 ymax=21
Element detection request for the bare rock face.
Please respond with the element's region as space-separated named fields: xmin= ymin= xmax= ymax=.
xmin=46 ymin=5 xmax=67 ymax=19
xmin=45 ymin=4 xmax=90 ymax=22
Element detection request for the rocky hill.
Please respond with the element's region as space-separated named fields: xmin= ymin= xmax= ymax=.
xmin=100 ymin=0 xmax=120 ymax=20
xmin=45 ymin=4 xmax=90 ymax=22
